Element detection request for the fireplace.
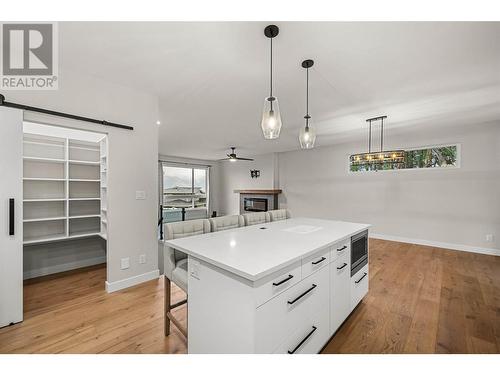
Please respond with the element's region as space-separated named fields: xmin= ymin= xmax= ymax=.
xmin=243 ymin=197 xmax=268 ymax=212
xmin=234 ymin=189 xmax=282 ymax=214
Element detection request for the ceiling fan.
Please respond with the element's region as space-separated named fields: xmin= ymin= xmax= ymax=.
xmin=220 ymin=147 xmax=254 ymax=162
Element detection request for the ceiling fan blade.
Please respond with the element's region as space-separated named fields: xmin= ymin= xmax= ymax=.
xmin=235 ymin=157 xmax=254 ymax=161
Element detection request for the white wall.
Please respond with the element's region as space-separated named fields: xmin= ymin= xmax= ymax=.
xmin=278 ymin=121 xmax=500 ymax=254
xmin=217 ymin=153 xmax=278 ymax=215
xmin=4 ymin=67 xmax=160 ymax=290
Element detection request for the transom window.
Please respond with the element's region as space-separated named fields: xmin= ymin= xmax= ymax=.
xmin=349 ymin=144 xmax=460 ymax=172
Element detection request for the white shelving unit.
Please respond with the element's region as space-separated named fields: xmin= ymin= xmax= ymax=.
xmin=100 ymin=137 xmax=108 ymax=241
xmin=23 ymin=133 xmax=108 ymax=245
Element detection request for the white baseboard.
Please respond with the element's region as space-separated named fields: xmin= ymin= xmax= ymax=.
xmin=370 ymin=233 xmax=500 ymax=256
xmin=105 ymin=269 xmax=160 ymax=293
xmin=23 ymin=256 xmax=106 ymax=280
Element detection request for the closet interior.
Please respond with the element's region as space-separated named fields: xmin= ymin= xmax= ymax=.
xmin=23 ymin=122 xmax=108 ymax=279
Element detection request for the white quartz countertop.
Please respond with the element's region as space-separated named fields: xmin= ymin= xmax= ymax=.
xmin=164 ymin=217 xmax=370 ymax=282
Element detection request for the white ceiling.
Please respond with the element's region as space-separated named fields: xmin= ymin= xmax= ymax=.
xmin=59 ymin=22 xmax=500 ymax=160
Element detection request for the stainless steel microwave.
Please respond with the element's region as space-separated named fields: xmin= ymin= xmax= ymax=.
xmin=351 ymin=230 xmax=368 ymax=276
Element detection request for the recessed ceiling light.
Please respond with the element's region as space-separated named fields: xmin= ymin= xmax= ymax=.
xmin=156 ymin=120 xmax=161 ymax=125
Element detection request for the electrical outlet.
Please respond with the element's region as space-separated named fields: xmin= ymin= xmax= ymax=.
xmin=190 ymin=260 xmax=200 ymax=280
xmin=485 ymin=234 xmax=494 ymax=242
xmin=135 ymin=190 xmax=146 ymax=200
xmin=139 ymin=254 xmax=146 ymax=264
xmin=121 ymin=257 xmax=130 ymax=270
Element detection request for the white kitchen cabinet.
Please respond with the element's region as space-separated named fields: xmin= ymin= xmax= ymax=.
xmin=351 ymin=264 xmax=369 ymax=309
xmin=330 ymin=251 xmax=351 ymax=334
xmin=301 ymin=246 xmax=330 ymax=279
xmin=254 ymin=261 xmax=302 ymax=307
xmin=167 ymin=218 xmax=370 ymax=353
xmin=272 ymin=302 xmax=330 ymax=354
xmin=330 ymin=238 xmax=350 ymax=263
xmin=256 ymin=265 xmax=329 ymax=353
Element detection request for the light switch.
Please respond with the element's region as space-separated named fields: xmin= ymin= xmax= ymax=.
xmin=135 ymin=190 xmax=146 ymax=200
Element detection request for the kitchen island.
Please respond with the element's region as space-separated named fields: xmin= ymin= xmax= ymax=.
xmin=165 ymin=217 xmax=370 ymax=354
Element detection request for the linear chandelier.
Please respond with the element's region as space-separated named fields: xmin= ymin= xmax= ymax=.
xmin=350 ymin=116 xmax=404 ymax=166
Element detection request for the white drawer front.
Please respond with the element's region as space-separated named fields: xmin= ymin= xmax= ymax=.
xmin=273 ymin=304 xmax=330 ymax=354
xmin=330 ymin=239 xmax=350 ymax=263
xmin=330 ymin=254 xmax=351 ymax=335
xmin=254 ymin=261 xmax=302 ymax=307
xmin=255 ymin=266 xmax=329 ymax=353
xmin=301 ymin=247 xmax=330 ymax=279
xmin=351 ymin=264 xmax=369 ymax=310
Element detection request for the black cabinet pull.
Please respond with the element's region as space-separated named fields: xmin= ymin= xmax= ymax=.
xmin=287 ymin=326 xmax=317 ymax=354
xmin=337 ymin=262 xmax=348 ymax=270
xmin=288 ymin=284 xmax=317 ymax=305
xmin=273 ymin=274 xmax=293 ymax=286
xmin=311 ymin=257 xmax=326 ymax=265
xmin=355 ymin=272 xmax=367 ymax=284
xmin=9 ymin=198 xmax=14 ymax=236
xmin=337 ymin=245 xmax=347 ymax=252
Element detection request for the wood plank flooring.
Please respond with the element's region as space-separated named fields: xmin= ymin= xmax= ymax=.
xmin=0 ymin=239 xmax=498 ymax=354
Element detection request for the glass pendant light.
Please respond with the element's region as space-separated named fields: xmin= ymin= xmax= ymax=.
xmin=299 ymin=59 xmax=316 ymax=149
xmin=261 ymin=25 xmax=282 ymax=140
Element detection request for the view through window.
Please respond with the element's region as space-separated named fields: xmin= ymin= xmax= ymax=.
xmin=162 ymin=164 xmax=209 ymax=223
xmin=349 ymin=144 xmax=459 ymax=172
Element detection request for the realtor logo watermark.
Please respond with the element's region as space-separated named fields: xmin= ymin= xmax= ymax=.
xmin=1 ymin=22 xmax=58 ymax=90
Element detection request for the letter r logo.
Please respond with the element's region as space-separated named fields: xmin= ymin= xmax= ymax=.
xmin=2 ymin=24 xmax=53 ymax=75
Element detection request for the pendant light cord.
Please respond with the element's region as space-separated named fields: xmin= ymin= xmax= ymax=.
xmin=270 ymin=37 xmax=273 ymax=98
xmin=368 ymin=119 xmax=372 ymax=153
xmin=306 ymin=67 xmax=309 ymax=121
xmin=380 ymin=117 xmax=384 ymax=152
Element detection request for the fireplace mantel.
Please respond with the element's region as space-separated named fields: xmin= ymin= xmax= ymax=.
xmin=234 ymin=189 xmax=282 ymax=195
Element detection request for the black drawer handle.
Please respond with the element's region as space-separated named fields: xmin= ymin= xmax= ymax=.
xmin=273 ymin=274 xmax=293 ymax=286
xmin=9 ymin=198 xmax=14 ymax=236
xmin=337 ymin=245 xmax=347 ymax=252
xmin=311 ymin=257 xmax=326 ymax=265
xmin=355 ymin=272 xmax=367 ymax=284
xmin=337 ymin=262 xmax=348 ymax=270
xmin=288 ymin=284 xmax=317 ymax=305
xmin=288 ymin=326 xmax=317 ymax=354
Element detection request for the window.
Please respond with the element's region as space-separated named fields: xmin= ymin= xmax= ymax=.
xmin=349 ymin=144 xmax=459 ymax=172
xmin=161 ymin=164 xmax=209 ymax=223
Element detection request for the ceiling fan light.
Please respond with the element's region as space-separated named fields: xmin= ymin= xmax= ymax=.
xmin=261 ymin=96 xmax=282 ymax=139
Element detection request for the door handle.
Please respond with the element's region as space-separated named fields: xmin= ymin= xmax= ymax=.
xmin=9 ymin=198 xmax=14 ymax=236
xmin=311 ymin=256 xmax=326 ymax=265
xmin=288 ymin=284 xmax=317 ymax=305
xmin=355 ymin=272 xmax=367 ymax=284
xmin=273 ymin=274 xmax=293 ymax=286
xmin=287 ymin=326 xmax=317 ymax=354
xmin=337 ymin=245 xmax=347 ymax=252
xmin=337 ymin=262 xmax=348 ymax=270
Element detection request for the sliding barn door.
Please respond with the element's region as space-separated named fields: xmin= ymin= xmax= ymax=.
xmin=0 ymin=107 xmax=23 ymax=328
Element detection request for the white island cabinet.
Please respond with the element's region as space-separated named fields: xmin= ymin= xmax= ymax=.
xmin=165 ymin=217 xmax=370 ymax=354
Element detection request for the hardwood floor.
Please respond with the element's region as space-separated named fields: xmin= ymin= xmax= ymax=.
xmin=323 ymin=239 xmax=500 ymax=353
xmin=0 ymin=239 xmax=498 ymax=354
